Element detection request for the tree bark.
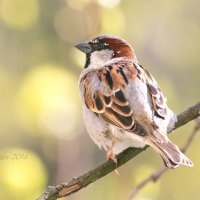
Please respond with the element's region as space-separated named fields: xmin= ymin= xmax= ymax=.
xmin=37 ymin=101 xmax=200 ymax=200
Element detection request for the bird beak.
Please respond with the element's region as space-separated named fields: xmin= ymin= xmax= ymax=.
xmin=74 ymin=42 xmax=92 ymax=53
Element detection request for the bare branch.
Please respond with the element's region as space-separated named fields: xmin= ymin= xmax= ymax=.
xmin=127 ymin=167 xmax=167 ymax=200
xmin=36 ymin=101 xmax=200 ymax=200
xmin=127 ymin=117 xmax=200 ymax=200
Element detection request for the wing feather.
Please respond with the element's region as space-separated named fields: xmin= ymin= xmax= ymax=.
xmin=82 ymin=61 xmax=137 ymax=130
xmin=135 ymin=64 xmax=168 ymax=120
xmin=81 ymin=60 xmax=168 ymax=137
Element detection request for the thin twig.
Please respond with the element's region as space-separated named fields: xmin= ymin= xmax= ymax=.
xmin=36 ymin=101 xmax=200 ymax=200
xmin=182 ymin=124 xmax=200 ymax=153
xmin=127 ymin=117 xmax=200 ymax=200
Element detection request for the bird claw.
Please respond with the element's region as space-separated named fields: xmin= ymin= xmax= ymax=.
xmin=107 ymin=149 xmax=117 ymax=163
xmin=107 ymin=149 xmax=120 ymax=176
xmin=114 ymin=169 xmax=120 ymax=176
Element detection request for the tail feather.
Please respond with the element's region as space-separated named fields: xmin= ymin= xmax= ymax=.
xmin=146 ymin=136 xmax=193 ymax=168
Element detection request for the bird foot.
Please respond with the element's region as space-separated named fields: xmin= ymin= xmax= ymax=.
xmin=107 ymin=149 xmax=120 ymax=176
xmin=107 ymin=149 xmax=117 ymax=163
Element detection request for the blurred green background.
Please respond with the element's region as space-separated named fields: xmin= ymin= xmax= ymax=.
xmin=0 ymin=0 xmax=199 ymax=199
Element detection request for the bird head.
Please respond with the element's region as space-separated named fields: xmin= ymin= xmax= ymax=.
xmin=75 ymin=35 xmax=137 ymax=68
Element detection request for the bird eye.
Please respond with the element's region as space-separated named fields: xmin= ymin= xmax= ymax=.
xmin=92 ymin=39 xmax=99 ymax=44
xmin=90 ymin=41 xmax=106 ymax=51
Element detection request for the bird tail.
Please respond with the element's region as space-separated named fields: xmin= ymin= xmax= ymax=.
xmin=146 ymin=135 xmax=193 ymax=168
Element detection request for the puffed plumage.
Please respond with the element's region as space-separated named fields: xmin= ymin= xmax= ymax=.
xmin=76 ymin=35 xmax=193 ymax=168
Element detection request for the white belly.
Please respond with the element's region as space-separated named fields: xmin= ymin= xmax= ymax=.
xmin=82 ymin=103 xmax=147 ymax=154
xmin=109 ymin=126 xmax=147 ymax=155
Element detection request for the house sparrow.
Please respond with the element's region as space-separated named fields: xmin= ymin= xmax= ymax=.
xmin=75 ymin=35 xmax=193 ymax=168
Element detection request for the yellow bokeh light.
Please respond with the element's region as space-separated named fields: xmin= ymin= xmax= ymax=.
xmin=16 ymin=64 xmax=83 ymax=139
xmin=97 ymin=0 xmax=121 ymax=8
xmin=100 ymin=7 xmax=125 ymax=35
xmin=0 ymin=0 xmax=40 ymax=30
xmin=38 ymin=100 xmax=83 ymax=140
xmin=0 ymin=147 xmax=47 ymax=200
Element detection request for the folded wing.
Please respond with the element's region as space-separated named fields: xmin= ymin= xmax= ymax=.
xmin=82 ymin=60 xmax=146 ymax=135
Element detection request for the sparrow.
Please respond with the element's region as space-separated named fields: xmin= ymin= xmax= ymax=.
xmin=75 ymin=35 xmax=193 ymax=168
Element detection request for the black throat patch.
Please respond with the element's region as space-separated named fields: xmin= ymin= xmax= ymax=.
xmin=84 ymin=53 xmax=91 ymax=68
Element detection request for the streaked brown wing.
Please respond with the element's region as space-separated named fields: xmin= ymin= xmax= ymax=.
xmin=136 ymin=64 xmax=168 ymax=120
xmin=82 ymin=61 xmax=145 ymax=135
